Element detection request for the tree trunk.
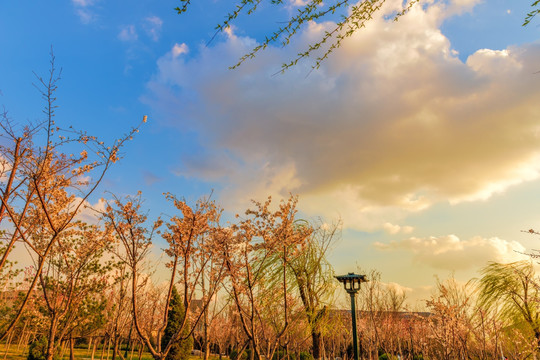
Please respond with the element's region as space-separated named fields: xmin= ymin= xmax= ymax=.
xmin=100 ymin=337 xmax=107 ymax=360
xmin=130 ymin=342 xmax=135 ymax=360
xmin=21 ymin=331 xmax=31 ymax=352
xmin=312 ymin=332 xmax=322 ymax=360
xmin=91 ymin=338 xmax=98 ymax=360
xmin=60 ymin=340 xmax=68 ymax=359
xmin=70 ymin=334 xmax=75 ymax=360
xmin=3 ymin=330 xmax=13 ymax=360
xmin=249 ymin=341 xmax=255 ymax=360
xmin=45 ymin=315 xmax=59 ymax=360
xmin=535 ymin=330 xmax=540 ymax=357
xmin=138 ymin=342 xmax=144 ymax=360
xmin=204 ymin=338 xmax=210 ymax=360
xmin=112 ymin=335 xmax=119 ymax=360
xmin=17 ymin=321 xmax=28 ymax=350
xmin=125 ymin=324 xmax=133 ymax=360
xmin=203 ymin=269 xmax=210 ymax=360
xmin=106 ymin=337 xmax=112 ymax=360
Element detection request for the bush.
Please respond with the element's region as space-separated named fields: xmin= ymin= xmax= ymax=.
xmin=299 ymin=351 xmax=313 ymax=360
xmin=231 ymin=348 xmax=308 ymax=360
xmin=162 ymin=287 xmax=193 ymax=360
xmin=229 ymin=348 xmax=252 ymax=360
xmin=272 ymin=349 xmax=308 ymax=360
xmin=229 ymin=349 xmax=240 ymax=360
xmin=27 ymin=337 xmax=60 ymax=360
xmin=27 ymin=337 xmax=47 ymax=360
xmin=272 ymin=349 xmax=285 ymax=360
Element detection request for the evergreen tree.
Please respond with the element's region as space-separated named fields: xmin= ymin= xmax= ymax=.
xmin=162 ymin=287 xmax=193 ymax=360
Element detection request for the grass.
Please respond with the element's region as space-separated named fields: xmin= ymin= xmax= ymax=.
xmin=0 ymin=343 xmax=26 ymax=360
xmin=0 ymin=344 xmax=223 ymax=360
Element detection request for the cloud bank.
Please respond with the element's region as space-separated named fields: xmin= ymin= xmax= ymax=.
xmin=374 ymin=234 xmax=527 ymax=270
xmin=144 ymin=0 xmax=540 ymax=230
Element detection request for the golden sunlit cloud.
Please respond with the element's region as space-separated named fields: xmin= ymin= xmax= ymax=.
xmin=144 ymin=0 xmax=540 ymax=230
xmin=384 ymin=223 xmax=415 ymax=235
xmin=374 ymin=234 xmax=527 ymax=270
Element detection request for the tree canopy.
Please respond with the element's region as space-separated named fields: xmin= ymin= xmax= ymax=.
xmin=478 ymin=261 xmax=540 ymax=348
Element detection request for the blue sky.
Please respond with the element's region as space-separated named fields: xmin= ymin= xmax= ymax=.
xmin=2 ymin=0 xmax=540 ymax=306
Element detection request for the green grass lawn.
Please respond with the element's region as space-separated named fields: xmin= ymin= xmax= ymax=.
xmin=0 ymin=343 xmax=152 ymax=360
xmin=0 ymin=344 xmax=223 ymax=360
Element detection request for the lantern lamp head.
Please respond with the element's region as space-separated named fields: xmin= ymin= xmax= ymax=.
xmin=335 ymin=272 xmax=367 ymax=294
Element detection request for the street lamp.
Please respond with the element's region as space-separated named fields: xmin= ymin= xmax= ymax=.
xmin=335 ymin=272 xmax=367 ymax=360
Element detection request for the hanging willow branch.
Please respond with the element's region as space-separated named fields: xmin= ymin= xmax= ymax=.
xmin=176 ymin=0 xmax=420 ymax=72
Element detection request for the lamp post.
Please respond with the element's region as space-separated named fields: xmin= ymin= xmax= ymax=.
xmin=335 ymin=272 xmax=367 ymax=360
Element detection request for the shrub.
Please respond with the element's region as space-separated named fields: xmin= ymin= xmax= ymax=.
xmin=162 ymin=287 xmax=193 ymax=360
xmin=299 ymin=351 xmax=313 ymax=360
xmin=27 ymin=337 xmax=60 ymax=360
xmin=27 ymin=337 xmax=47 ymax=360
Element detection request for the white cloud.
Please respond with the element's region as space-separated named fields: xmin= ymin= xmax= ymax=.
xmin=172 ymin=43 xmax=189 ymax=58
xmin=223 ymin=25 xmax=237 ymax=39
xmin=144 ymin=16 xmax=163 ymax=42
xmin=72 ymin=0 xmax=93 ymax=6
xmin=466 ymin=48 xmax=523 ymax=75
xmin=289 ymin=0 xmax=309 ymax=6
xmin=73 ymin=198 xmax=107 ymax=224
xmin=385 ymin=281 xmax=413 ymax=295
xmin=76 ymin=10 xmax=93 ymax=24
xmin=445 ymin=0 xmax=483 ymax=17
xmin=118 ymin=25 xmax=138 ymax=42
xmin=144 ymin=0 xmax=540 ymax=230
xmin=374 ymin=234 xmax=527 ymax=270
xmin=402 ymin=226 xmax=415 ymax=234
xmin=384 ymin=223 xmax=402 ymax=235
xmin=72 ymin=0 xmax=96 ymax=24
xmin=384 ymin=222 xmax=414 ymax=235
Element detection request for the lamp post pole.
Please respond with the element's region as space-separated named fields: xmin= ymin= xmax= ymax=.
xmin=349 ymin=291 xmax=359 ymax=360
xmin=335 ymin=273 xmax=367 ymax=360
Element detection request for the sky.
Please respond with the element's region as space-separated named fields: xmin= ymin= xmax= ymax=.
xmin=1 ymin=0 xmax=540 ymax=307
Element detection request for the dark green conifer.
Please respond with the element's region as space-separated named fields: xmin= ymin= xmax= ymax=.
xmin=162 ymin=286 xmax=193 ymax=360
